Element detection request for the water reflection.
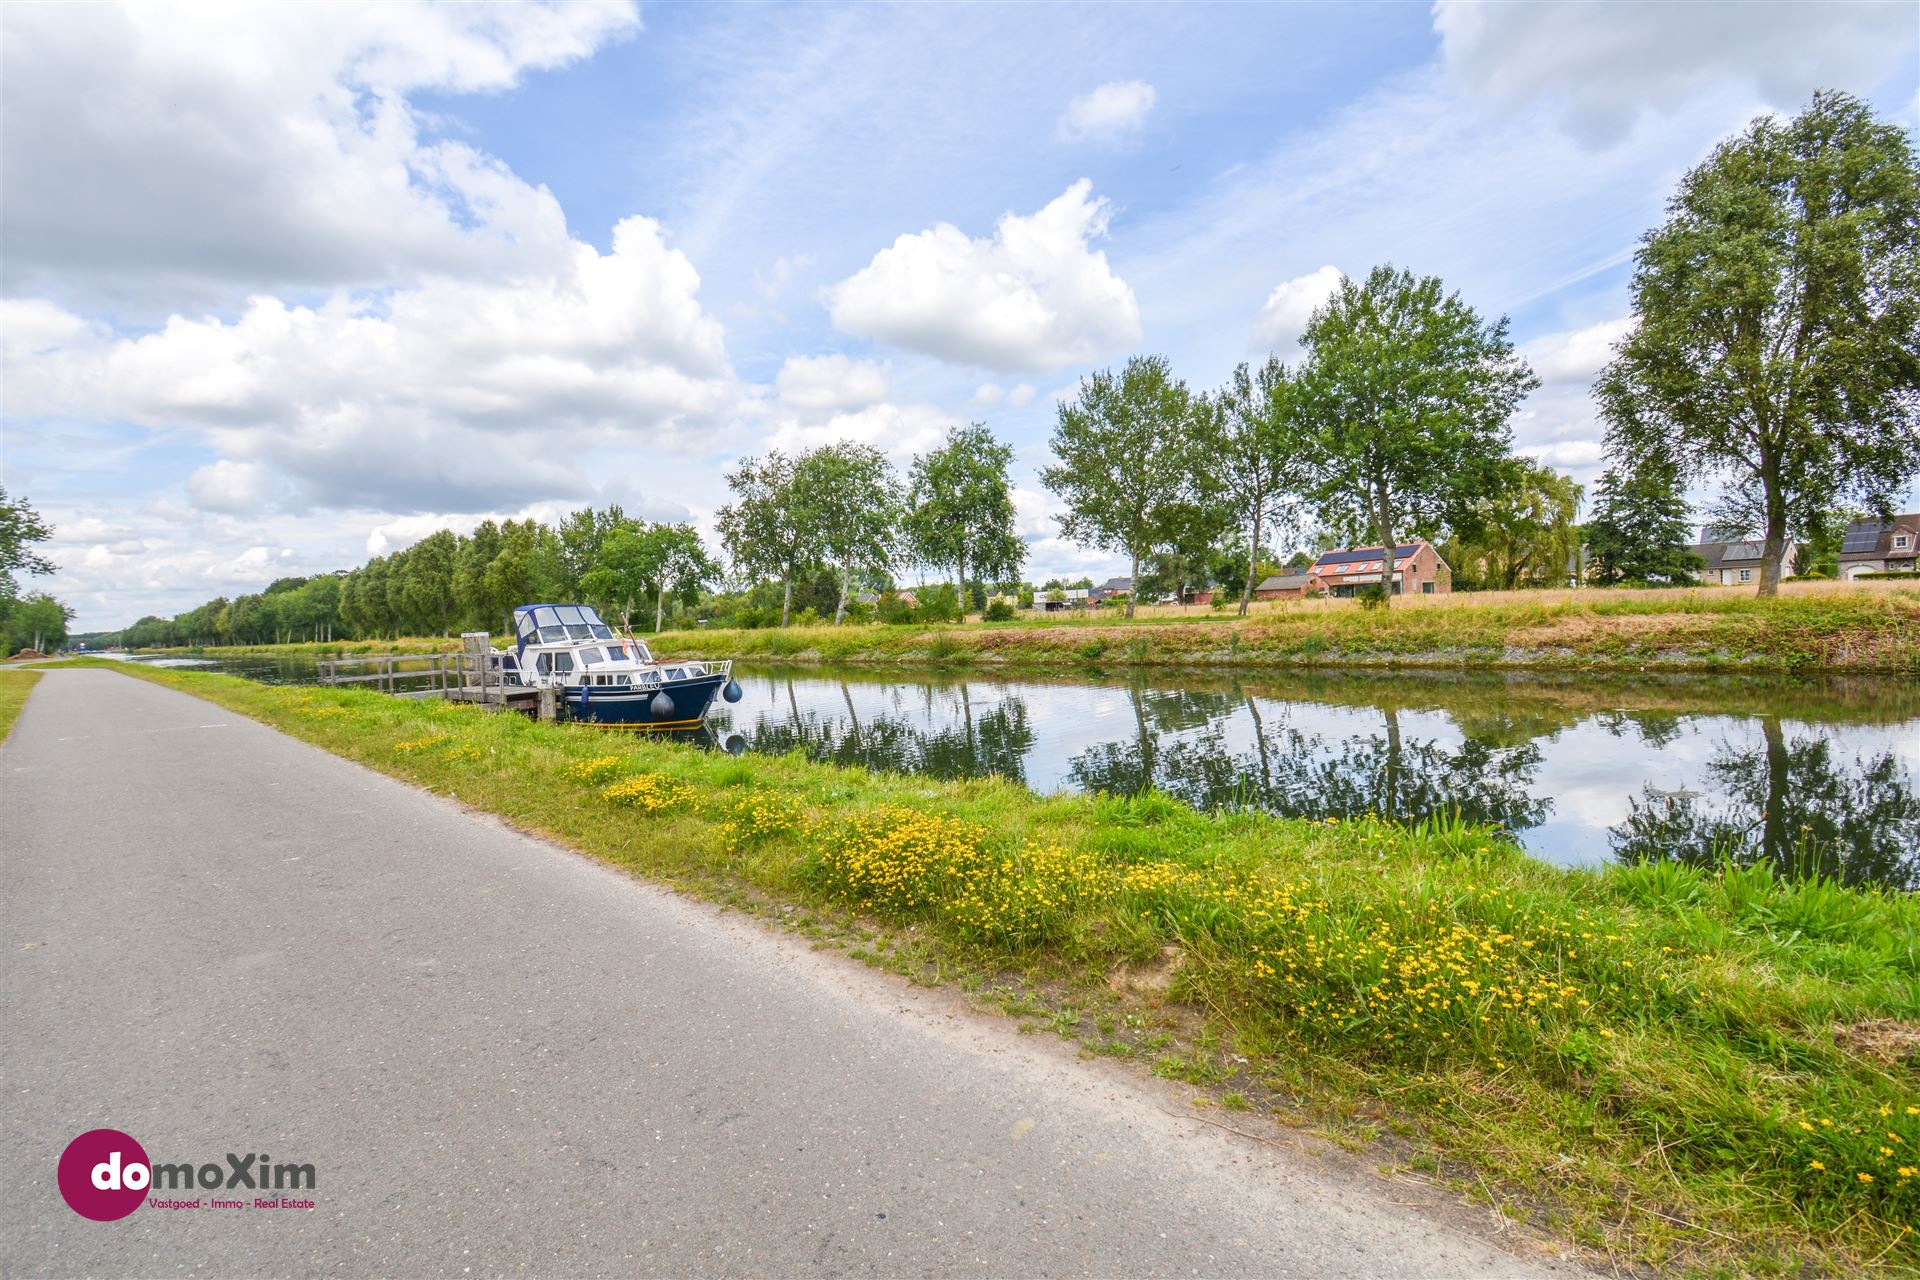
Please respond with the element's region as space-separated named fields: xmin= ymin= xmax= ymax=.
xmin=738 ymin=679 xmax=1037 ymax=784
xmin=1610 ymin=718 xmax=1920 ymax=890
xmin=714 ymin=667 xmax=1920 ymax=887
xmin=111 ymin=651 xmax=1920 ymax=888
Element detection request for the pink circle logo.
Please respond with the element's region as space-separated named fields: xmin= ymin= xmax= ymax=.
xmin=57 ymin=1129 xmax=149 ymax=1221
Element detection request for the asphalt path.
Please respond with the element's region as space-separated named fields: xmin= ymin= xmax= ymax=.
xmin=1 ymin=669 xmax=1578 ymax=1277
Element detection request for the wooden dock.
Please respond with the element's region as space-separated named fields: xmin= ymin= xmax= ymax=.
xmin=317 ymin=633 xmax=547 ymax=716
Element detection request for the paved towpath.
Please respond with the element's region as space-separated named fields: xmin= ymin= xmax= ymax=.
xmin=1 ymin=669 xmax=1579 ymax=1276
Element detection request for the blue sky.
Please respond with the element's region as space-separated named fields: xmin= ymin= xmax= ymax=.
xmin=3 ymin=1 xmax=1916 ymax=629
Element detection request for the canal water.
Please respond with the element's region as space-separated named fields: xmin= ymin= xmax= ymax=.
xmin=110 ymin=653 xmax=1920 ymax=888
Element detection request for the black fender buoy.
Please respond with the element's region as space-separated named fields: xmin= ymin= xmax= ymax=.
xmin=723 ymin=678 xmax=743 ymax=703
xmin=650 ymin=691 xmax=676 ymax=719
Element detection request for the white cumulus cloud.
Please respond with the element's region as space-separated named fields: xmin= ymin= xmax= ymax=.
xmin=826 ymin=180 xmax=1141 ymax=373
xmin=1250 ymin=265 xmax=1343 ymax=354
xmin=1510 ymin=316 xmax=1635 ymax=488
xmin=774 ymin=354 xmax=891 ymax=413
xmin=1057 ymin=80 xmax=1158 ymax=144
xmin=0 ymin=0 xmax=637 ymax=310
xmin=5 ymin=216 xmax=740 ymax=514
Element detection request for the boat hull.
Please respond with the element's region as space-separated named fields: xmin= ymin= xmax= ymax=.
xmin=561 ymin=671 xmax=728 ymax=730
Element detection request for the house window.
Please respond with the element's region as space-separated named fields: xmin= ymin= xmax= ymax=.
xmin=1739 ymin=569 xmax=1752 ymax=582
xmin=1897 ymin=533 xmax=1912 ymax=550
xmin=1422 ymin=581 xmax=1435 ymax=595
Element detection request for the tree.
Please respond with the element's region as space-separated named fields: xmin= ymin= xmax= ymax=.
xmin=453 ymin=520 xmax=503 ymax=630
xmin=796 ymin=443 xmax=900 ymax=624
xmin=1204 ymin=359 xmax=1306 ymax=614
xmin=1041 ymin=355 xmax=1201 ymax=619
xmin=583 ymin=523 xmax=719 ymax=632
xmin=1584 ymin=461 xmax=1704 ymax=585
xmin=716 ymin=451 xmax=812 ymax=627
xmin=1293 ymin=265 xmax=1538 ymax=608
xmin=904 ymin=425 xmax=1025 ymax=623
xmin=399 ymin=530 xmax=459 ymax=635
xmin=1596 ymin=91 xmax=1920 ymax=597
xmin=1467 ymin=462 xmax=1583 ymax=590
xmin=5 ymin=591 xmax=71 ymax=654
xmin=647 ymin=524 xmax=720 ymax=632
xmin=483 ymin=519 xmax=566 ymax=626
xmin=555 ymin=506 xmax=634 ymax=599
xmin=0 ymin=487 xmax=56 ymax=635
xmin=579 ymin=527 xmax=657 ymax=630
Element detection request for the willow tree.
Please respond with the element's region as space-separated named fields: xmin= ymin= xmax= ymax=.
xmin=1042 ymin=355 xmax=1199 ymax=619
xmin=1294 ymin=266 xmax=1537 ymax=608
xmin=1597 ymin=91 xmax=1920 ymax=597
xmin=1469 ymin=462 xmax=1583 ymax=590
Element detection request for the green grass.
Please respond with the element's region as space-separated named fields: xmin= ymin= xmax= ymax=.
xmin=136 ymin=588 xmax=1920 ymax=676
xmin=644 ymin=589 xmax=1919 ymax=675
xmin=48 ymin=657 xmax=1920 ymax=1274
xmin=0 ymin=668 xmax=42 ymax=741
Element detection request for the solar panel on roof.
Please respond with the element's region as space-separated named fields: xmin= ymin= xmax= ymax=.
xmin=1841 ymin=522 xmax=1888 ymax=554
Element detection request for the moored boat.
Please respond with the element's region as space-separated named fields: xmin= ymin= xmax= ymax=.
xmin=504 ymin=603 xmax=741 ymax=729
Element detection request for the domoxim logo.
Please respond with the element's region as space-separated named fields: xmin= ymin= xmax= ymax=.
xmin=57 ymin=1130 xmax=316 ymax=1219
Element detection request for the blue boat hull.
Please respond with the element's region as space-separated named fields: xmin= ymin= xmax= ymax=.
xmin=562 ymin=672 xmax=728 ymax=729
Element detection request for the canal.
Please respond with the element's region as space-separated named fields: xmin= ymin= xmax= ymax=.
xmin=110 ymin=653 xmax=1920 ymax=888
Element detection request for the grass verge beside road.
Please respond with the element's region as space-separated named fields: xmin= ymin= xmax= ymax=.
xmin=51 ymin=658 xmax=1920 ymax=1274
xmin=0 ymin=668 xmax=41 ymax=741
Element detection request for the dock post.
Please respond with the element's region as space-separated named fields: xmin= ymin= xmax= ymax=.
xmin=461 ymin=631 xmax=492 ymax=703
xmin=537 ymin=687 xmax=558 ymax=722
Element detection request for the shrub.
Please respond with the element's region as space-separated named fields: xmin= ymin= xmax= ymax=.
xmin=915 ymin=584 xmax=960 ymax=623
xmin=791 ymin=606 xmax=822 ymax=627
xmin=983 ymin=599 xmax=1015 ymax=622
xmin=875 ymin=592 xmax=914 ymax=624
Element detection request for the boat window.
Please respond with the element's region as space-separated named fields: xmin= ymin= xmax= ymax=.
xmin=632 ymin=640 xmax=654 ymax=663
xmin=535 ymin=653 xmax=552 ymax=676
xmin=516 ymin=611 xmax=537 ymax=638
xmin=579 ymin=647 xmax=603 ymax=666
xmin=590 ymin=624 xmax=614 ymax=639
xmin=553 ymin=653 xmax=574 ymax=674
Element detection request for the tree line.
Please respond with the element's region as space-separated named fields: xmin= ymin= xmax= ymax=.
xmin=104 ymin=512 xmax=720 ymax=649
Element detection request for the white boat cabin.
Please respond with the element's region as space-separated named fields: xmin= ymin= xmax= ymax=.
xmin=510 ymin=604 xmax=721 ymax=692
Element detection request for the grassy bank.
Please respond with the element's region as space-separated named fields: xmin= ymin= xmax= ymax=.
xmin=53 ymin=658 xmax=1920 ymax=1274
xmin=648 ymin=588 xmax=1919 ymax=675
xmin=143 ymin=586 xmax=1917 ymax=675
xmin=0 ymin=668 xmax=41 ymax=741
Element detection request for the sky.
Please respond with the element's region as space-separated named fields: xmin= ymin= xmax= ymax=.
xmin=2 ymin=1 xmax=1917 ymax=631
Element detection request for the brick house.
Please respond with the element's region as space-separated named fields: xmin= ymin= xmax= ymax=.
xmin=1310 ymin=542 xmax=1451 ymax=597
xmin=1837 ymin=513 xmax=1920 ymax=580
